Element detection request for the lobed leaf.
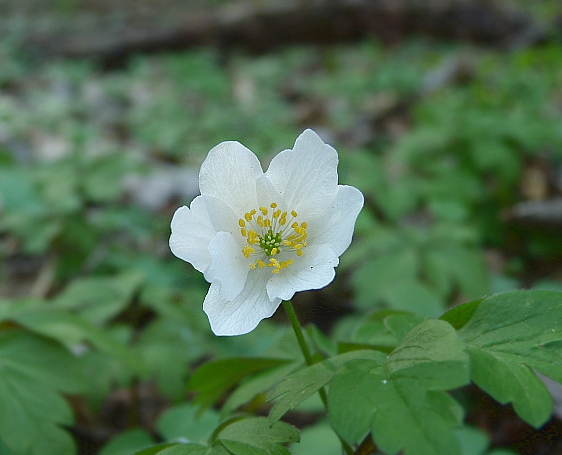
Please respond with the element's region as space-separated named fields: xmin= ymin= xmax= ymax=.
xmin=156 ymin=403 xmax=220 ymax=445
xmin=216 ymin=417 xmax=299 ymax=455
xmin=423 ymin=246 xmax=489 ymax=300
xmin=289 ymin=421 xmax=341 ymax=455
xmin=329 ymin=319 xmax=469 ymax=455
xmin=0 ymin=300 xmax=142 ymax=373
xmin=189 ymin=357 xmax=291 ymax=408
xmin=53 ymin=272 xmax=144 ymax=325
xmin=444 ymin=290 xmax=562 ymax=427
xmin=222 ymin=361 xmax=301 ymax=415
xmin=134 ymin=443 xmax=225 ymax=455
xmin=136 ymin=317 xmax=205 ymax=401
xmin=268 ymin=349 xmax=384 ymax=425
xmin=99 ymin=428 xmax=155 ymax=455
xmin=0 ymin=332 xmax=85 ymax=455
xmin=17 ymin=305 xmax=132 ymax=349
xmin=136 ymin=418 xmax=298 ymax=455
xmin=383 ymin=312 xmax=426 ymax=342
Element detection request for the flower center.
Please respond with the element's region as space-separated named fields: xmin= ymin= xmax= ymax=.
xmin=238 ymin=202 xmax=308 ymax=273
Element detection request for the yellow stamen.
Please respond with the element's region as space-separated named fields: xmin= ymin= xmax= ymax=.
xmin=248 ymin=230 xmax=259 ymax=245
xmin=240 ymin=203 xmax=308 ymax=274
xmin=243 ymin=246 xmax=255 ymax=258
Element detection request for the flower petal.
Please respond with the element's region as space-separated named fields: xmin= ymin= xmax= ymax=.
xmin=169 ymin=196 xmax=214 ymax=272
xmin=203 ymin=195 xmax=240 ymax=236
xmin=310 ymin=185 xmax=364 ymax=257
xmin=203 ymin=272 xmax=282 ymax=336
xmin=199 ymin=141 xmax=262 ymax=216
xmin=256 ymin=174 xmax=287 ymax=208
xmin=264 ymin=129 xmax=339 ymax=217
xmin=204 ymin=232 xmax=249 ymax=301
xmin=266 ymin=244 xmax=339 ymax=301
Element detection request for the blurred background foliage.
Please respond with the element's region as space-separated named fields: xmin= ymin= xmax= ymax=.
xmin=0 ymin=0 xmax=561 ymax=454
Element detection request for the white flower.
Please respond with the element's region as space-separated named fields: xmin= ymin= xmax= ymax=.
xmin=170 ymin=129 xmax=363 ymax=336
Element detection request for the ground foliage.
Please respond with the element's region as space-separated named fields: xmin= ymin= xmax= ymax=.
xmin=0 ymin=7 xmax=562 ymax=454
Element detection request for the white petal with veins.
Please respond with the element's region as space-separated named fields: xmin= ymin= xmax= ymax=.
xmin=203 ymin=274 xmax=281 ymax=336
xmin=199 ymin=141 xmax=261 ymax=216
xmin=265 ymin=129 xmax=339 ymax=218
xmin=169 ymin=197 xmax=214 ymax=272
xmin=205 ymin=231 xmax=250 ymax=301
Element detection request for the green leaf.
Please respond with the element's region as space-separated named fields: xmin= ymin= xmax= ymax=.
xmin=99 ymin=429 xmax=155 ymax=455
xmin=450 ymin=290 xmax=562 ymax=427
xmin=157 ymin=404 xmax=220 ymax=444
xmin=134 ymin=418 xmax=296 ymax=455
xmin=0 ymin=167 xmax=43 ymax=213
xmin=82 ymin=154 xmax=129 ymax=202
xmin=222 ymin=361 xmax=301 ymax=415
xmin=455 ymin=426 xmax=489 ymax=455
xmin=468 ymin=349 xmax=553 ymax=427
xmin=53 ymin=272 xmax=144 ymax=324
xmin=383 ymin=312 xmax=426 ymax=342
xmin=353 ymin=249 xmax=418 ymax=309
xmin=382 ymin=281 xmax=445 ymax=317
xmin=133 ymin=444 xmax=180 ymax=455
xmin=189 ymin=358 xmax=291 ymax=408
xmin=134 ymin=443 xmax=225 ymax=455
xmin=0 ymin=331 xmax=84 ymax=455
xmin=329 ymin=319 xmax=469 ymax=455
xmin=423 ymin=246 xmax=489 ymax=300
xmin=349 ymin=310 xmax=400 ymax=351
xmin=440 ymin=299 xmax=482 ymax=330
xmin=216 ymin=417 xmax=299 ymax=455
xmin=471 ymin=140 xmax=520 ymax=184
xmin=268 ymin=350 xmax=384 ymax=424
xmin=136 ymin=318 xmax=204 ymax=400
xmin=386 ymin=319 xmax=469 ymax=389
xmin=289 ymin=421 xmax=341 ymax=455
xmin=0 ymin=437 xmax=15 ymax=454
xmin=0 ymin=299 xmax=142 ymax=374
xmin=77 ymin=326 xmax=139 ymax=407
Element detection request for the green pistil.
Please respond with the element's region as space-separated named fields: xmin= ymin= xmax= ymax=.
xmin=260 ymin=229 xmax=282 ymax=256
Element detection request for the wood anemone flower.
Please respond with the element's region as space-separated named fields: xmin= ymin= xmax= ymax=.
xmin=170 ymin=129 xmax=364 ymax=336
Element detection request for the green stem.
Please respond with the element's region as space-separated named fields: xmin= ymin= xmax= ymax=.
xmin=282 ymin=300 xmax=354 ymax=455
xmin=282 ymin=300 xmax=314 ymax=365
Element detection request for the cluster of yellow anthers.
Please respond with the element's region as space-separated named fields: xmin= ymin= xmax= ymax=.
xmin=238 ymin=202 xmax=308 ymax=273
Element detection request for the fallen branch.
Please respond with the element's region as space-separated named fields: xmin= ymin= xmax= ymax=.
xmin=26 ymin=0 xmax=548 ymax=66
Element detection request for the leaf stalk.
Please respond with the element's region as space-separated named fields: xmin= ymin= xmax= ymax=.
xmin=282 ymin=300 xmax=355 ymax=455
